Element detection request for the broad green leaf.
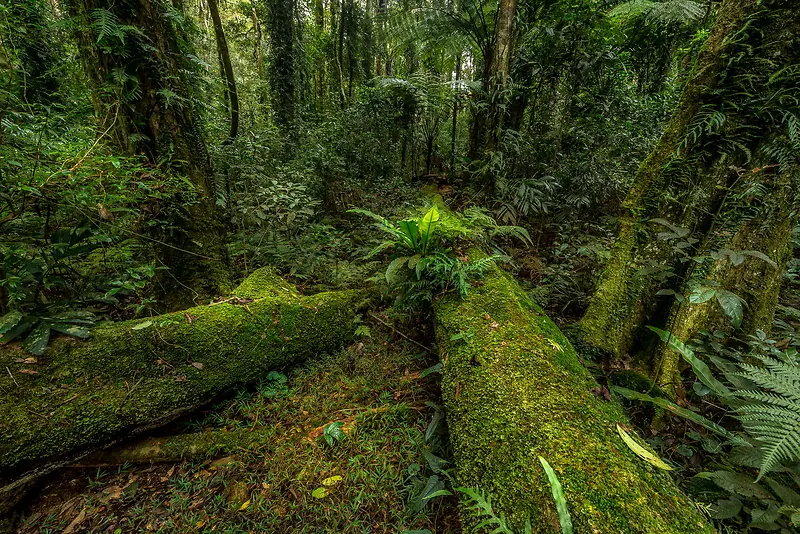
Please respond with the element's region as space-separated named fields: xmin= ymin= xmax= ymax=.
xmin=49 ymin=323 xmax=91 ymax=339
xmin=715 ymin=290 xmax=745 ymax=329
xmin=743 ymin=250 xmax=778 ymax=268
xmin=695 ymin=471 xmax=772 ymax=499
xmin=23 ymin=322 xmax=51 ymax=356
xmin=418 ymin=206 xmax=440 ymax=254
xmin=539 ymin=457 xmax=573 ymax=534
xmin=322 ymin=476 xmax=343 ymax=486
xmin=710 ymin=498 xmax=743 ymax=520
xmin=0 ymin=316 xmax=36 ymax=345
xmin=131 ymin=320 xmax=153 ymax=331
xmin=385 ymin=256 xmax=409 ymax=283
xmin=398 ymin=219 xmax=419 ymax=251
xmin=689 ymin=286 xmax=716 ymax=304
xmin=648 ymin=326 xmax=731 ymax=397
xmin=616 ymin=424 xmax=674 ymax=470
xmin=0 ymin=311 xmax=23 ymax=335
xmin=612 ymin=387 xmax=746 ymax=445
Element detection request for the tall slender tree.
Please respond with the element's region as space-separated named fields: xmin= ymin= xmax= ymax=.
xmin=266 ymin=0 xmax=297 ymax=128
xmin=579 ymin=0 xmax=800 ymax=393
xmin=208 ymin=0 xmax=239 ymax=144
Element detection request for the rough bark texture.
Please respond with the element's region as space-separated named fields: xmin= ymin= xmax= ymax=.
xmin=0 ymin=268 xmax=363 ymax=482
xmin=434 ymin=263 xmax=714 ymax=533
xmin=68 ymin=0 xmax=231 ymax=301
xmin=579 ymin=0 xmax=799 ymax=381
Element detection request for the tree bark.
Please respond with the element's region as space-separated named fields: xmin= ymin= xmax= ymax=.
xmin=0 ymin=268 xmax=363 ymax=486
xmin=208 ymin=0 xmax=240 ymax=145
xmin=67 ymin=0 xmax=231 ymax=302
xmin=579 ymin=0 xmax=800 ymax=391
xmin=266 ymin=0 xmax=297 ymax=129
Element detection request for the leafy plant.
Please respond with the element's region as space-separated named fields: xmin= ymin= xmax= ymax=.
xmin=350 ymin=205 xmax=528 ymax=307
xmin=322 ymin=421 xmax=346 ymax=447
xmin=620 ymin=329 xmax=800 ymax=531
xmin=455 ymin=487 xmax=532 ymax=534
xmin=0 ymin=309 xmax=94 ymax=355
xmin=539 ymin=457 xmax=574 ymax=534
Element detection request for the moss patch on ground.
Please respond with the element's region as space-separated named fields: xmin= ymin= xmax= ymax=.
xmin=14 ymin=328 xmax=457 ymax=533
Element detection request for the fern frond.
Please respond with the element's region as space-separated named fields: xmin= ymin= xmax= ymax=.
xmin=455 ymin=487 xmax=515 ymax=534
xmin=734 ymin=352 xmax=800 ymax=479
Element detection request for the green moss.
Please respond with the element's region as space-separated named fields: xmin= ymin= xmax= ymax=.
xmin=434 ymin=266 xmax=714 ymax=533
xmin=0 ymin=271 xmax=364 ymax=475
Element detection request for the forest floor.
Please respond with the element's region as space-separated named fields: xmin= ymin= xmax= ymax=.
xmin=15 ymin=315 xmax=457 ymax=533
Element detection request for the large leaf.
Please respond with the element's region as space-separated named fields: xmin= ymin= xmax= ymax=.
xmin=23 ymin=321 xmax=51 ymax=356
xmin=385 ymin=256 xmax=409 ymax=284
xmin=612 ymin=386 xmax=746 ymax=445
xmin=0 ymin=311 xmax=23 ymax=335
xmin=417 ymin=205 xmax=440 ymax=255
xmin=616 ymin=424 xmax=674 ymax=470
xmin=648 ymin=326 xmax=731 ymax=397
xmin=715 ymin=289 xmax=745 ymax=329
xmin=398 ymin=219 xmax=419 ymax=251
xmin=0 ymin=315 xmax=36 ymax=345
xmin=539 ymin=457 xmax=573 ymax=534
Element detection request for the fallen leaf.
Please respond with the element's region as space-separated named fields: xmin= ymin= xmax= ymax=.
xmin=311 ymin=487 xmax=329 ymax=499
xmin=18 ymin=369 xmax=38 ymax=375
xmin=196 ymin=520 xmax=206 ymax=529
xmin=191 ymin=362 xmax=204 ymax=370
xmin=322 ymin=475 xmax=343 ymax=486
xmin=211 ymin=456 xmax=237 ymax=469
xmin=616 ymin=424 xmax=674 ymax=470
xmin=185 ymin=313 xmax=196 ymax=324
xmin=62 ymin=509 xmax=87 ymax=534
xmin=591 ymin=385 xmax=612 ymax=401
xmin=14 ymin=357 xmax=37 ymax=364
xmin=238 ymin=499 xmax=251 ymax=511
xmin=175 ymin=375 xmax=188 ymax=382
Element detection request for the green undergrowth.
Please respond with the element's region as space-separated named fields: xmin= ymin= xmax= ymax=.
xmin=16 ymin=324 xmax=458 ymax=533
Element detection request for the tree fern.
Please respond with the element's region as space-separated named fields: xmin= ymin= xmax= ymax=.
xmin=734 ymin=352 xmax=800 ymax=479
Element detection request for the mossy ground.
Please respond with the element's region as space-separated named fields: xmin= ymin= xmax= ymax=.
xmin=14 ymin=323 xmax=458 ymax=533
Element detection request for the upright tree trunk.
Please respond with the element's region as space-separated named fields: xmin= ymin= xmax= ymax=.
xmin=579 ymin=0 xmax=800 ymax=393
xmin=67 ymin=0 xmax=232 ymax=304
xmin=208 ymin=0 xmax=239 ymax=144
xmin=450 ymin=54 xmax=461 ymax=174
xmin=266 ymin=0 xmax=296 ymax=129
xmin=467 ymin=0 xmax=517 ymax=167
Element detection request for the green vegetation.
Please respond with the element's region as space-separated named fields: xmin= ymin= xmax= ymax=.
xmin=2 ymin=0 xmax=800 ymax=531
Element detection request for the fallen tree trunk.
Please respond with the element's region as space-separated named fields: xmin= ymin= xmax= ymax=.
xmin=72 ymin=429 xmax=269 ymax=467
xmin=433 ymin=263 xmax=714 ymax=533
xmin=0 ymin=268 xmax=363 ymax=484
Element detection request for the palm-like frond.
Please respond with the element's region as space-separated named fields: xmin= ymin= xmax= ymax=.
xmin=735 ymin=353 xmax=800 ymax=479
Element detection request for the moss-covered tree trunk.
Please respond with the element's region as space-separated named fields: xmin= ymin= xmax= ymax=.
xmin=67 ymin=0 xmax=231 ymax=303
xmin=433 ymin=261 xmax=714 ymax=533
xmin=579 ymin=0 xmax=799 ymax=389
xmin=0 ymin=269 xmax=362 ymax=486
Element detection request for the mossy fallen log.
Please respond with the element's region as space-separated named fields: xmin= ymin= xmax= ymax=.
xmin=0 ymin=268 xmax=363 ymax=484
xmin=433 ymin=265 xmax=714 ymax=533
xmin=73 ymin=429 xmax=270 ymax=467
